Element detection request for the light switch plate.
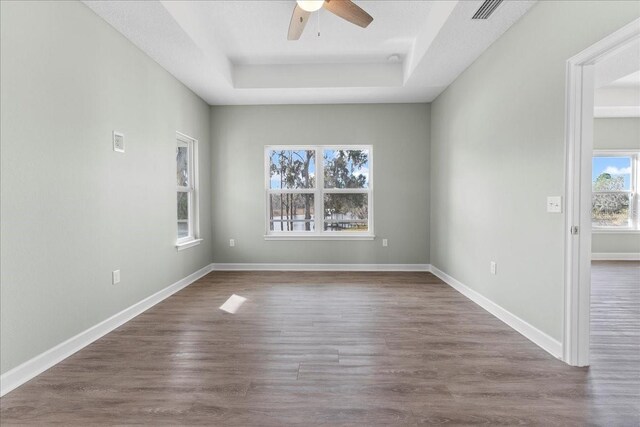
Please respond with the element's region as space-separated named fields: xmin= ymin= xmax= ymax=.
xmin=547 ymin=196 xmax=562 ymax=213
xmin=112 ymin=270 xmax=121 ymax=285
xmin=113 ymin=131 xmax=125 ymax=153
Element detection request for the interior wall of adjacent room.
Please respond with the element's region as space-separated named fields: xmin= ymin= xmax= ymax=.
xmin=0 ymin=1 xmax=213 ymax=374
xmin=210 ymin=104 xmax=430 ymax=265
xmin=592 ymin=117 xmax=640 ymax=255
xmin=429 ymin=1 xmax=640 ymax=342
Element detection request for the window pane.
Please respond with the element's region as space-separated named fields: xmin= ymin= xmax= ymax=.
xmin=177 ymin=146 xmax=189 ymax=187
xmin=592 ymin=156 xmax=631 ymax=191
xmin=592 ymin=193 xmax=631 ymax=227
xmin=269 ymin=193 xmax=315 ymax=231
xmin=177 ymin=192 xmax=189 ymax=238
xmin=324 ymin=149 xmax=369 ymax=189
xmin=324 ymin=193 xmax=368 ymax=231
xmin=269 ymin=150 xmax=316 ymax=189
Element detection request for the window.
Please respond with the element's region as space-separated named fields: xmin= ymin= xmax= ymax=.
xmin=592 ymin=151 xmax=639 ymax=230
xmin=265 ymin=146 xmax=373 ymax=239
xmin=176 ymin=133 xmax=201 ymax=249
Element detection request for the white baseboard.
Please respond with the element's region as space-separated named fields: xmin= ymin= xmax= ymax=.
xmin=592 ymin=252 xmax=640 ymax=261
xmin=429 ymin=265 xmax=563 ymax=360
xmin=0 ymin=263 xmax=214 ymax=397
xmin=212 ymin=263 xmax=431 ymax=272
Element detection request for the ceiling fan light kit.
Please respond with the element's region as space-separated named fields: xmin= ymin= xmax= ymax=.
xmin=288 ymin=0 xmax=373 ymax=40
xmin=296 ymin=0 xmax=324 ymax=13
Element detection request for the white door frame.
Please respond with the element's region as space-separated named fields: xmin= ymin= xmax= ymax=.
xmin=563 ymin=18 xmax=640 ymax=367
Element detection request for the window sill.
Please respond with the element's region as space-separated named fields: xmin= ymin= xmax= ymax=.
xmin=176 ymin=238 xmax=203 ymax=251
xmin=264 ymin=234 xmax=375 ymax=241
xmin=592 ymin=228 xmax=640 ymax=234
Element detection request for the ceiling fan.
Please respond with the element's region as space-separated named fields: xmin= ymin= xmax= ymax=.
xmin=288 ymin=0 xmax=373 ymax=40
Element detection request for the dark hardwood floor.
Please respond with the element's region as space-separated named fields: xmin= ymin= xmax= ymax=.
xmin=1 ymin=267 xmax=638 ymax=425
xmin=590 ymin=261 xmax=640 ymax=425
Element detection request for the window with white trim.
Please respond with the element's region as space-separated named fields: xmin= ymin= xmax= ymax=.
xmin=592 ymin=151 xmax=639 ymax=230
xmin=265 ymin=146 xmax=373 ymax=238
xmin=176 ymin=133 xmax=200 ymax=247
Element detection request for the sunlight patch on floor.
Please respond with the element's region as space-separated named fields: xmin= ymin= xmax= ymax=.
xmin=219 ymin=294 xmax=247 ymax=314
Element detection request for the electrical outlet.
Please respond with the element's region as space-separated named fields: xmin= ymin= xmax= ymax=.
xmin=113 ymin=131 xmax=125 ymax=153
xmin=382 ymin=239 xmax=388 ymax=247
xmin=229 ymin=239 xmax=235 ymax=247
xmin=112 ymin=270 xmax=121 ymax=285
xmin=490 ymin=262 xmax=497 ymax=275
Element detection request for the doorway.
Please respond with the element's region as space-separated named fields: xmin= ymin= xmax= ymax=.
xmin=564 ymin=18 xmax=640 ymax=367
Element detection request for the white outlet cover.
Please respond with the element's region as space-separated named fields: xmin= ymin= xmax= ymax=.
xmin=547 ymin=196 xmax=562 ymax=213
xmin=113 ymin=131 xmax=125 ymax=153
xmin=112 ymin=270 xmax=121 ymax=284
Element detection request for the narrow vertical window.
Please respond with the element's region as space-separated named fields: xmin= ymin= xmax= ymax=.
xmin=176 ymin=133 xmax=201 ymax=249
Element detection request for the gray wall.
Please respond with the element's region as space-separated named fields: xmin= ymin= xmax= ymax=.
xmin=0 ymin=1 xmax=213 ymax=374
xmin=594 ymin=118 xmax=640 ymax=151
xmin=592 ymin=118 xmax=640 ymax=255
xmin=430 ymin=1 xmax=640 ymax=342
xmin=210 ymin=104 xmax=430 ymax=265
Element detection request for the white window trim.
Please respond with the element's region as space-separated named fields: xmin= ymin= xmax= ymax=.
xmin=176 ymin=238 xmax=204 ymax=251
xmin=175 ymin=132 xmax=201 ymax=249
xmin=264 ymin=145 xmax=374 ymax=240
xmin=592 ymin=150 xmax=639 ymax=232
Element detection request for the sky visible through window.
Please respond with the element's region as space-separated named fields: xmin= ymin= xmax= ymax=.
xmin=323 ymin=149 xmax=370 ymax=188
xmin=269 ymin=150 xmax=316 ymax=189
xmin=269 ymin=149 xmax=370 ymax=189
xmin=267 ymin=148 xmax=371 ymax=233
xmin=592 ymin=156 xmax=631 ymax=190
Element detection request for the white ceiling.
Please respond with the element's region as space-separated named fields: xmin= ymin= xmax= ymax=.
xmin=607 ymin=70 xmax=640 ymax=88
xmin=84 ymin=0 xmax=536 ymax=105
xmin=203 ymin=1 xmax=433 ymax=65
xmin=594 ymin=74 xmax=640 ymax=117
xmin=595 ymin=38 xmax=640 ymax=89
xmin=594 ymin=42 xmax=640 ymax=118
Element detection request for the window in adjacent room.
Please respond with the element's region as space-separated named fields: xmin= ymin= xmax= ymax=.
xmin=592 ymin=151 xmax=639 ymax=230
xmin=176 ymin=133 xmax=201 ymax=249
xmin=265 ymin=146 xmax=373 ymax=239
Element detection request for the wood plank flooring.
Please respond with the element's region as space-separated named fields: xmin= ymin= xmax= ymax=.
xmin=1 ymin=267 xmax=638 ymax=425
xmin=589 ymin=261 xmax=640 ymax=426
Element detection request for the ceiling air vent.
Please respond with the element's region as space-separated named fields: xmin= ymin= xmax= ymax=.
xmin=472 ymin=0 xmax=503 ymax=20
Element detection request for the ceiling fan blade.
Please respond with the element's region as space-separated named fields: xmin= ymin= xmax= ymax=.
xmin=288 ymin=4 xmax=311 ymax=40
xmin=323 ymin=0 xmax=373 ymax=28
